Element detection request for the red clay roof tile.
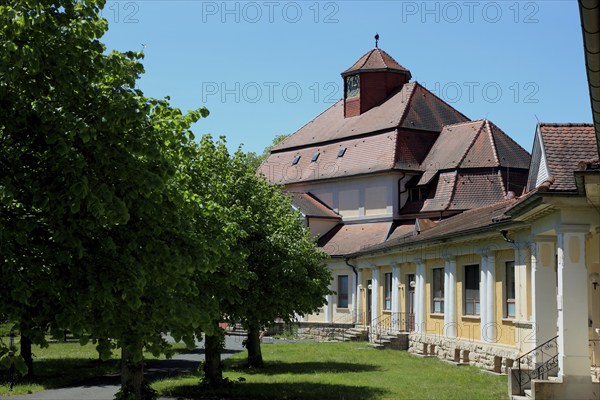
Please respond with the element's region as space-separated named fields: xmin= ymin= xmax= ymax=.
xmin=354 ymin=200 xmax=516 ymax=255
xmin=259 ymin=131 xmax=398 ymax=184
xmin=342 ymin=48 xmax=411 ymax=77
xmin=318 ymin=222 xmax=393 ymax=256
xmin=271 ymin=82 xmax=468 ymax=152
xmin=538 ymin=123 xmax=597 ymax=191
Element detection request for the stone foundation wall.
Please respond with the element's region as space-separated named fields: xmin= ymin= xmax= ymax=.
xmin=408 ymin=332 xmax=519 ymax=373
xmin=266 ymin=322 xmax=354 ymax=339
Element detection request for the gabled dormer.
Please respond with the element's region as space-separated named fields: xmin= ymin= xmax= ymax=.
xmin=341 ymin=47 xmax=411 ymax=118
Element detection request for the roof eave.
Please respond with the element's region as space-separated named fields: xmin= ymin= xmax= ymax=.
xmin=348 ymin=219 xmax=520 ymax=259
xmin=579 ymin=0 xmax=600 ymax=151
xmin=341 ymin=68 xmax=412 ymax=79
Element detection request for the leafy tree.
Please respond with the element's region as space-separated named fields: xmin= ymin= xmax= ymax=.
xmin=0 ymin=1 xmax=227 ymax=398
xmin=245 ymin=134 xmax=288 ymax=170
xmin=226 ymin=153 xmax=331 ymax=368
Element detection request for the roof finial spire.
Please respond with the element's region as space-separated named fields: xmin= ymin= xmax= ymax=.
xmin=375 ymin=33 xmax=379 ymax=48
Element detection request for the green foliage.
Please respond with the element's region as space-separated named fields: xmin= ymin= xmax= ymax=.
xmin=0 ymin=0 xmax=219 ymax=395
xmin=204 ymin=141 xmax=332 ymax=333
xmin=1 ymin=0 xmax=330 ymax=396
xmin=245 ymin=133 xmax=288 ymax=170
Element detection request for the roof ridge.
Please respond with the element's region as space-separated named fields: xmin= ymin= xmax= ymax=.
xmin=539 ymin=122 xmax=594 ymax=127
xmin=374 ymin=49 xmax=385 ymax=67
xmin=482 ymin=120 xmax=507 ymax=195
xmin=357 ymin=49 xmax=374 ymax=70
xmin=396 ymin=82 xmax=418 ymax=126
xmin=456 ymin=120 xmax=485 ymax=167
xmin=484 ymin=120 xmax=501 ymax=165
xmin=444 ymin=170 xmax=458 ymax=211
xmin=444 ymin=119 xmax=485 ymax=128
xmin=412 ymin=82 xmax=471 ymax=122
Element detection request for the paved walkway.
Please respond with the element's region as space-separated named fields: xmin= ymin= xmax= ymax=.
xmin=2 ymin=334 xmax=247 ymax=400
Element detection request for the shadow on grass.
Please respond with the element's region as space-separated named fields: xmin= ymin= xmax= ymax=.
xmin=228 ymin=360 xmax=381 ymax=375
xmin=163 ymin=381 xmax=388 ymax=400
xmin=3 ymin=358 xmax=119 ymax=389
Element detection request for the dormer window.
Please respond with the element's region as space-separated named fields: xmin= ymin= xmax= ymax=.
xmin=409 ymin=186 xmax=429 ymax=201
xmin=311 ymin=152 xmax=320 ymax=162
xmin=291 ymin=155 xmax=301 ymax=165
xmin=337 ymin=147 xmax=347 ymax=158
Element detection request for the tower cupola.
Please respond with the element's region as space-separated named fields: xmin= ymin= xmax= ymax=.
xmin=342 ymin=44 xmax=411 ymax=118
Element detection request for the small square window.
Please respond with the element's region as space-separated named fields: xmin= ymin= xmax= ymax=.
xmin=337 ymin=147 xmax=347 ymax=158
xmin=291 ymin=155 xmax=301 ymax=165
xmin=311 ymin=152 xmax=320 ymax=162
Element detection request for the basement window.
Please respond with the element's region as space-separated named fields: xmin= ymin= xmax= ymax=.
xmin=291 ymin=155 xmax=301 ymax=165
xmin=311 ymin=152 xmax=320 ymax=162
xmin=337 ymin=147 xmax=347 ymax=158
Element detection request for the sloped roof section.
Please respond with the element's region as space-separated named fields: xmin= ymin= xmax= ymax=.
xmin=418 ymin=121 xmax=485 ymax=184
xmin=488 ymin=121 xmax=531 ymax=169
xmin=400 ymin=84 xmax=470 ymax=132
xmin=271 ymin=82 xmax=469 ymax=152
xmin=418 ymin=120 xmax=530 ymax=185
xmin=450 ymin=172 xmax=506 ymax=210
xmin=260 ymin=131 xmax=398 ymax=184
xmin=289 ymin=192 xmax=340 ymax=219
xmin=318 ymin=222 xmax=393 ymax=256
xmin=342 ymin=48 xmax=411 ymax=77
xmin=354 ymin=200 xmax=516 ymax=256
xmin=537 ymin=123 xmax=598 ymax=191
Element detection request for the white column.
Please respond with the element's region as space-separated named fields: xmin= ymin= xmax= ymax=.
xmin=514 ymin=241 xmax=528 ymax=321
xmin=391 ymin=263 xmax=400 ymax=331
xmin=485 ymin=252 xmax=497 ymax=343
xmin=325 ymin=287 xmax=333 ymax=324
xmin=371 ymin=265 xmax=380 ymax=327
xmin=557 ymin=225 xmax=590 ymax=379
xmin=415 ymin=259 xmax=426 ymax=333
xmin=350 ymin=270 xmax=358 ymax=324
xmin=444 ymin=256 xmax=457 ymax=338
xmin=479 ymin=253 xmax=488 ymax=341
xmin=531 ymin=237 xmax=558 ymax=347
xmin=356 ymin=269 xmax=363 ymax=325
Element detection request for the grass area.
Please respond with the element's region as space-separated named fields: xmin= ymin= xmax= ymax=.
xmin=0 ymin=339 xmax=188 ymax=396
xmin=153 ymin=342 xmax=508 ymax=400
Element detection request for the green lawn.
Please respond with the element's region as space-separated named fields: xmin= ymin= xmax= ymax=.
xmin=0 ymin=339 xmax=187 ymax=396
xmin=154 ymin=341 xmax=508 ymax=400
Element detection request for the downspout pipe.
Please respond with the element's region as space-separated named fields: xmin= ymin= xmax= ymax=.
xmin=345 ymin=257 xmax=358 ymax=280
xmin=345 ymin=257 xmax=359 ymax=323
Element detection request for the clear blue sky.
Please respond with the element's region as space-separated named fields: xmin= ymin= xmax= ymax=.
xmin=102 ymin=1 xmax=591 ymax=155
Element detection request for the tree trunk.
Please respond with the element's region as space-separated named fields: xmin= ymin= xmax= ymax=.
xmin=246 ymin=325 xmax=263 ymax=368
xmin=20 ymin=334 xmax=33 ymax=378
xmin=121 ymin=347 xmax=144 ymax=400
xmin=203 ymin=332 xmax=223 ymax=386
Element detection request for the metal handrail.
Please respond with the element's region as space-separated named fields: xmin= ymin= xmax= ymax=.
xmin=370 ymin=312 xmax=408 ymax=344
xmin=513 ymin=335 xmax=559 ymax=395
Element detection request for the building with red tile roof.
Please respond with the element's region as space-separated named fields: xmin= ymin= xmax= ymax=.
xmin=260 ymin=47 xmax=530 ymax=257
xmin=260 ymin=45 xmax=600 ymax=397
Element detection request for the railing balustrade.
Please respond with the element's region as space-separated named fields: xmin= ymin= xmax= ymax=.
xmin=512 ymin=335 xmax=559 ymax=395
